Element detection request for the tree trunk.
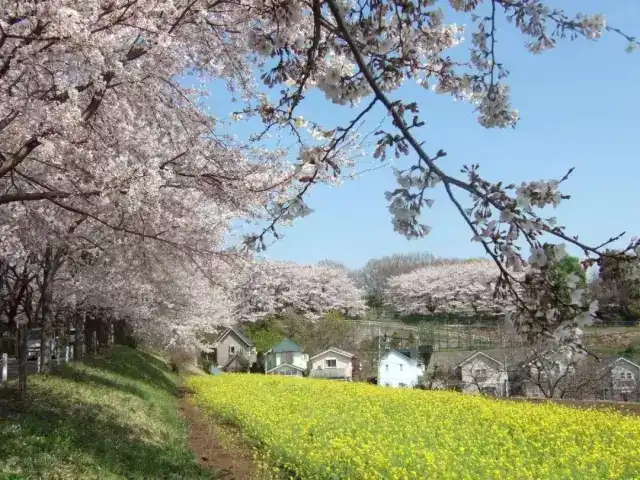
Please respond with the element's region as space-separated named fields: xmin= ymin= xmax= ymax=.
xmin=83 ymin=312 xmax=93 ymax=356
xmin=17 ymin=324 xmax=28 ymax=401
xmin=74 ymin=311 xmax=85 ymax=360
xmin=39 ymin=245 xmax=55 ymax=373
xmin=113 ymin=319 xmax=126 ymax=345
xmin=91 ymin=330 xmax=97 ymax=356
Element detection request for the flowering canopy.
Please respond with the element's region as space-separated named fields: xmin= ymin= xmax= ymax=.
xmin=235 ymin=260 xmax=367 ymax=321
xmin=0 ymin=0 xmax=638 ymax=356
xmin=384 ymin=260 xmax=507 ymax=316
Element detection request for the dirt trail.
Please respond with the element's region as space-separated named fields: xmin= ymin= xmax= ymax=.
xmin=178 ymin=388 xmax=256 ymax=480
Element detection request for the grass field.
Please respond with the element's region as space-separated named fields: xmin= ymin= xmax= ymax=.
xmin=0 ymin=346 xmax=216 ymax=480
xmin=188 ymin=374 xmax=640 ymax=480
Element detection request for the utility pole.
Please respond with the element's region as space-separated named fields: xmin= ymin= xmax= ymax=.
xmin=377 ymin=326 xmax=381 ymax=372
xmin=504 ymin=354 xmax=510 ymax=398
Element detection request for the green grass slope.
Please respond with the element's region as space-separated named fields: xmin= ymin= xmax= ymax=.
xmin=0 ymin=346 xmax=216 ymax=480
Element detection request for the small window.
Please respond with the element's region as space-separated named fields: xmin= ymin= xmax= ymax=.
xmin=620 ymin=372 xmax=626 ymax=380
xmin=385 ymin=364 xmax=389 ymax=371
xmin=325 ymin=359 xmax=337 ymax=368
xmin=229 ymin=345 xmax=235 ymax=354
xmin=399 ymin=364 xmax=403 ymax=371
xmin=626 ymin=372 xmax=633 ymax=380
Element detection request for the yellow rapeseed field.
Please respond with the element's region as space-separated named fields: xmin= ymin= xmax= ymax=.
xmin=187 ymin=374 xmax=640 ymax=480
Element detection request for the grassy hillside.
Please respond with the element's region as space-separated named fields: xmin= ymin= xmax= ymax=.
xmin=0 ymin=346 xmax=216 ymax=480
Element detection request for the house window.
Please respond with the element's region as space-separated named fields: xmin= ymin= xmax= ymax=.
xmin=620 ymin=372 xmax=626 ymax=380
xmin=283 ymin=352 xmax=293 ymax=364
xmin=229 ymin=345 xmax=235 ymax=355
xmin=399 ymin=364 xmax=403 ymax=371
xmin=474 ymin=368 xmax=487 ymax=379
xmin=626 ymin=372 xmax=633 ymax=380
xmin=385 ymin=364 xmax=389 ymax=371
xmin=325 ymin=359 xmax=337 ymax=368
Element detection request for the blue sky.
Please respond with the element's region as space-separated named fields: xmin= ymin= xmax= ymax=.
xmin=208 ymin=1 xmax=640 ymax=269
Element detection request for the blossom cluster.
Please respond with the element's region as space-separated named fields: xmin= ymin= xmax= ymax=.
xmin=384 ymin=260 xmax=508 ymax=316
xmin=234 ymin=260 xmax=367 ymax=322
xmin=1 ymin=0 xmax=636 ymax=355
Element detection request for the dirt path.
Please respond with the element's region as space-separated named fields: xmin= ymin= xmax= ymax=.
xmin=178 ymin=388 xmax=256 ymax=480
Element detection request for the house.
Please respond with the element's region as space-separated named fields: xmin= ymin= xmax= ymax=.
xmin=521 ymin=350 xmax=575 ymax=398
xmin=309 ymin=347 xmax=355 ymax=380
xmin=456 ymin=351 xmax=509 ymax=397
xmin=425 ymin=349 xmax=528 ymax=397
xmin=265 ymin=338 xmax=309 ymax=376
xmin=214 ymin=326 xmax=256 ymax=372
xmin=378 ymin=348 xmax=425 ymax=388
xmin=601 ymin=357 xmax=640 ymax=402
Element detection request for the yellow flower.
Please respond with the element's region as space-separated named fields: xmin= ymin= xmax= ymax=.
xmin=187 ymin=375 xmax=640 ymax=480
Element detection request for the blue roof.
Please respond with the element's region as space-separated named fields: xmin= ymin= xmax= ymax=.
xmin=269 ymin=338 xmax=302 ymax=353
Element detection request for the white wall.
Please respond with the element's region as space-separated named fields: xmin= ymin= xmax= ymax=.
xmin=310 ymin=351 xmax=351 ymax=370
xmin=378 ymin=351 xmax=420 ymax=388
xmin=269 ymin=351 xmax=308 ymax=371
xmin=460 ymin=356 xmax=507 ymax=396
xmin=310 ymin=351 xmax=353 ymax=379
xmin=611 ymin=363 xmax=637 ymax=391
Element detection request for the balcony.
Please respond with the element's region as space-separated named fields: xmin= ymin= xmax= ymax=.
xmin=310 ymin=367 xmax=349 ymax=379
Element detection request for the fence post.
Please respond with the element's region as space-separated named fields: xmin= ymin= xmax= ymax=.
xmin=1 ymin=353 xmax=7 ymax=383
xmin=36 ymin=353 xmax=41 ymax=373
xmin=70 ymin=345 xmax=74 ymax=361
xmin=65 ymin=345 xmax=70 ymax=363
xmin=92 ymin=331 xmax=97 ymax=355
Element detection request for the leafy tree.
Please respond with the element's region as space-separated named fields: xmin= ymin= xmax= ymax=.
xmin=356 ymin=252 xmax=441 ymax=309
xmin=593 ymin=251 xmax=640 ymax=322
xmin=241 ymin=318 xmax=286 ymax=354
xmin=551 ymin=254 xmax=587 ymax=289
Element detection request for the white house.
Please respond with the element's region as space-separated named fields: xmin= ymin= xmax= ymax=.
xmin=264 ymin=338 xmax=309 ymax=376
xmin=309 ymin=347 xmax=354 ymax=380
xmin=455 ymin=351 xmax=509 ymax=397
xmin=378 ymin=349 xmax=424 ymax=388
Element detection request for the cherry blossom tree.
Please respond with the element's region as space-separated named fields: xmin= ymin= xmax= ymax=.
xmin=384 ymin=259 xmax=507 ymax=317
xmin=1 ymin=0 xmax=639 ymax=362
xmin=236 ymin=0 xmax=638 ymax=350
xmin=235 ymin=260 xmax=367 ymax=321
xmin=0 ymin=1 xmax=362 ymax=368
xmin=356 ymin=252 xmax=444 ymax=308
